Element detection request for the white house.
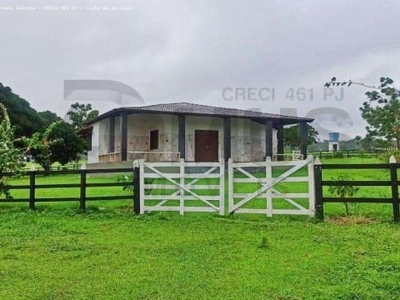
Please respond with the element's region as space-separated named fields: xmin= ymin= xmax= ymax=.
xmin=84 ymin=102 xmax=313 ymax=165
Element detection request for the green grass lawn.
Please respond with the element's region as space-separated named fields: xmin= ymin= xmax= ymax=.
xmin=0 ymin=209 xmax=399 ymax=299
xmin=0 ymin=157 xmax=399 ymax=299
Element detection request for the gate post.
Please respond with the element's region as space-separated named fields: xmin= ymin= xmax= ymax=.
xmin=266 ymin=156 xmax=273 ymax=217
xmin=179 ymin=158 xmax=185 ymax=215
xmin=314 ymin=157 xmax=324 ymax=220
xmin=228 ymin=158 xmax=234 ymax=214
xmin=79 ymin=163 xmax=87 ymax=211
xmin=29 ymin=164 xmax=36 ymax=210
xmin=133 ymin=160 xmax=141 ymax=214
xmin=219 ymin=160 xmax=225 ymax=216
xmin=389 ymin=156 xmax=399 ymax=222
xmin=307 ymin=155 xmax=315 ymax=217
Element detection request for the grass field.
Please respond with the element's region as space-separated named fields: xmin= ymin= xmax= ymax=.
xmin=0 ymin=157 xmax=399 ymax=299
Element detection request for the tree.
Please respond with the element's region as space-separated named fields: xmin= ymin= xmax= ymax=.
xmin=284 ymin=124 xmax=319 ymax=149
xmin=0 ymin=104 xmax=24 ymax=199
xmin=361 ymin=77 xmax=400 ymax=149
xmin=24 ymin=121 xmax=86 ymax=172
xmin=0 ymin=83 xmax=47 ymax=137
xmin=38 ymin=110 xmax=62 ymax=128
xmin=46 ymin=121 xmax=86 ymax=165
xmin=66 ymin=102 xmax=99 ymax=130
xmin=325 ymin=77 xmax=400 ymax=149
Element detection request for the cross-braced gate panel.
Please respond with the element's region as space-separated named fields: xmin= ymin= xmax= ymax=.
xmin=137 ymin=159 xmax=224 ymax=215
xmin=228 ymin=156 xmax=315 ymax=216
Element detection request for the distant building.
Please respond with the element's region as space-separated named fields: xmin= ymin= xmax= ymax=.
xmin=328 ymin=132 xmax=340 ymax=152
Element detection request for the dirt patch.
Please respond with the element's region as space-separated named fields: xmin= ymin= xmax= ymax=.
xmin=326 ymin=216 xmax=376 ymax=225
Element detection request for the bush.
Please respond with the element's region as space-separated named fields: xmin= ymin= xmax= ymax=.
xmin=328 ymin=173 xmax=359 ymax=215
xmin=379 ymin=150 xmax=400 ymax=163
xmin=116 ymin=175 xmax=153 ymax=194
xmin=333 ymin=151 xmax=344 ymax=158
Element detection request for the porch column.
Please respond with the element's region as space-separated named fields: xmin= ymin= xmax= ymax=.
xmin=223 ymin=117 xmax=231 ymax=165
xmin=109 ymin=116 xmax=115 ymax=153
xmin=265 ymin=120 xmax=273 ymax=159
xmin=120 ymin=111 xmax=128 ymax=161
xmin=299 ymin=121 xmax=308 ymax=159
xmin=178 ymin=115 xmax=185 ymax=160
xmin=277 ymin=124 xmax=284 ymax=161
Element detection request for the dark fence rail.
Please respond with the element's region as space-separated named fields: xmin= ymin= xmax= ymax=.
xmin=314 ymin=160 xmax=400 ymax=222
xmin=0 ymin=167 xmax=141 ymax=212
xmin=309 ymin=149 xmax=389 ymax=159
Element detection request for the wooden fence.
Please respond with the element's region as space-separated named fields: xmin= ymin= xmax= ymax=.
xmin=2 ymin=157 xmax=400 ymax=222
xmin=0 ymin=165 xmax=140 ymax=213
xmin=314 ymin=156 xmax=400 ymax=222
xmin=309 ymin=149 xmax=387 ymax=159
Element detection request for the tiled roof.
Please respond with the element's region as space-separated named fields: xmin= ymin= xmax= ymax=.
xmin=89 ymin=102 xmax=313 ymax=125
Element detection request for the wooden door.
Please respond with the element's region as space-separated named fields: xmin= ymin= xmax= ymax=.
xmin=195 ymin=130 xmax=219 ymax=162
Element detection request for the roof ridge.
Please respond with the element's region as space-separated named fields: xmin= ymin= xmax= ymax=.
xmin=88 ymin=101 xmax=313 ymax=125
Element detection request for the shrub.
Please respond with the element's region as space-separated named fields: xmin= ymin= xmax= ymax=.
xmin=379 ymin=150 xmax=400 ymax=163
xmin=116 ymin=175 xmax=153 ymax=194
xmin=333 ymin=151 xmax=344 ymax=158
xmin=328 ymin=173 xmax=359 ymax=215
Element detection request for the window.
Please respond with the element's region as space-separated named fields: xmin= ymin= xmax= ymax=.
xmin=150 ymin=129 xmax=159 ymax=150
xmin=86 ymin=134 xmax=92 ymax=151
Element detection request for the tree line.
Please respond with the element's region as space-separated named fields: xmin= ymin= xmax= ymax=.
xmin=0 ymin=83 xmax=98 ymax=174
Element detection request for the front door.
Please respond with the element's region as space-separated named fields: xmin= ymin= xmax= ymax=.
xmin=195 ymin=130 xmax=218 ymax=162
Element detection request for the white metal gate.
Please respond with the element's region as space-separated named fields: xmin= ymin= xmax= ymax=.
xmin=228 ymin=156 xmax=315 ymax=216
xmin=137 ymin=159 xmax=224 ymax=215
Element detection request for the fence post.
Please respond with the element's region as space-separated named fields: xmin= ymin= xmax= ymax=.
xmin=389 ymin=156 xmax=399 ymax=222
xmin=219 ymin=160 xmax=225 ymax=216
xmin=266 ymin=156 xmax=273 ymax=217
xmin=29 ymin=164 xmax=36 ymax=210
xmin=133 ymin=160 xmax=140 ymax=214
xmin=228 ymin=158 xmax=233 ymax=215
xmin=80 ymin=163 xmax=87 ymax=211
xmin=179 ymin=158 xmax=185 ymax=215
xmin=314 ymin=157 xmax=324 ymax=220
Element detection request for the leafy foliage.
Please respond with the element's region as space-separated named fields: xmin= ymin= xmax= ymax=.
xmin=325 ymin=77 xmax=400 ymax=149
xmin=328 ymin=173 xmax=359 ymax=215
xmin=379 ymin=150 xmax=400 ymax=163
xmin=66 ymin=102 xmax=99 ymax=130
xmin=0 ymin=83 xmax=47 ymax=137
xmin=360 ymin=77 xmax=400 ymax=149
xmin=23 ymin=121 xmax=86 ymax=172
xmin=38 ymin=110 xmax=62 ymax=128
xmin=116 ymin=175 xmax=134 ymax=193
xmin=0 ymin=104 xmax=24 ymax=199
xmin=283 ymin=124 xmax=319 ymax=149
xmin=46 ymin=121 xmax=86 ymax=165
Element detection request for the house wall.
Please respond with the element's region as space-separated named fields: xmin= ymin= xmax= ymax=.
xmin=185 ymin=116 xmax=277 ymax=162
xmin=88 ymin=113 xmax=278 ymax=163
xmin=230 ymin=119 xmax=277 ymax=162
xmin=231 ymin=118 xmax=251 ymax=161
xmin=126 ymin=113 xmax=180 ymax=161
xmin=88 ymin=118 xmax=110 ymax=164
xmin=88 ymin=122 xmax=100 ymax=164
